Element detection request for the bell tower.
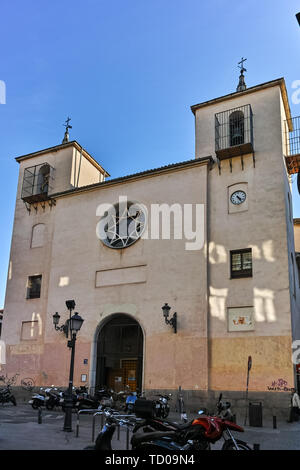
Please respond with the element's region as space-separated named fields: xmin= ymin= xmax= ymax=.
xmin=191 ymin=68 xmax=300 ymax=398
xmin=16 ymin=119 xmax=109 ymax=213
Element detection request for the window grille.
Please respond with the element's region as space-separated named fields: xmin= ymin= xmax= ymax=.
xmin=21 ymin=163 xmax=54 ymax=203
xmin=215 ymin=104 xmax=253 ymax=159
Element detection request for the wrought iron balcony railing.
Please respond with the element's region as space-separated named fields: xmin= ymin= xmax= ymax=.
xmin=215 ymin=104 xmax=254 ymax=159
xmin=285 ymin=116 xmax=300 ymax=174
xmin=21 ymin=162 xmax=55 ymax=203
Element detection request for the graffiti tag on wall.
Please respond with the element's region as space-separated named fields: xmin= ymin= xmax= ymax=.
xmin=267 ymin=378 xmax=293 ymax=392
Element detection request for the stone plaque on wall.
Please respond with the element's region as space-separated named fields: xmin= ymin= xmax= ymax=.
xmin=228 ymin=307 xmax=254 ymax=332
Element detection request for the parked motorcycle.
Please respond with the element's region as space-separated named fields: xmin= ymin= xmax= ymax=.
xmin=124 ymin=392 xmax=139 ymax=413
xmin=131 ymin=398 xmax=252 ymax=451
xmin=215 ymin=393 xmax=234 ymax=421
xmin=89 ymin=409 xmax=206 ymax=451
xmin=60 ymin=386 xmax=83 ymax=411
xmin=94 ymin=387 xmax=114 ymax=409
xmin=45 ymin=386 xmax=62 ymax=410
xmin=75 ymin=387 xmax=103 ymax=411
xmin=153 ymin=393 xmax=172 ymax=418
xmin=0 ymin=384 xmax=17 ymax=406
xmin=29 ymin=387 xmax=47 ymax=409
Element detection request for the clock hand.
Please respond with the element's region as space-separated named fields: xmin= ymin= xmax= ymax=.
xmin=237 ymin=195 xmax=242 ymax=201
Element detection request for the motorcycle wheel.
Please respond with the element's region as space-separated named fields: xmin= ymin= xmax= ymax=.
xmin=222 ymin=439 xmax=252 ymax=450
xmin=10 ymin=396 xmax=17 ymax=406
xmin=31 ymin=400 xmax=40 ymax=410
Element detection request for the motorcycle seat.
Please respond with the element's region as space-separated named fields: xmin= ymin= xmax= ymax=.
xmin=131 ymin=430 xmax=177 ymax=447
xmin=157 ymin=419 xmax=193 ymax=430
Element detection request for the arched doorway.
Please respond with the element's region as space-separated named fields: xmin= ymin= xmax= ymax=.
xmin=96 ymin=314 xmax=143 ymax=393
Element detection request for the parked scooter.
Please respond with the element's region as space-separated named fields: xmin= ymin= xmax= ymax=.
xmin=75 ymin=387 xmax=102 ymax=410
xmin=29 ymin=387 xmax=47 ymax=409
xmin=124 ymin=392 xmax=138 ymax=413
xmin=0 ymin=384 xmax=17 ymax=406
xmin=59 ymin=386 xmax=82 ymax=411
xmin=45 ymin=386 xmax=62 ymax=410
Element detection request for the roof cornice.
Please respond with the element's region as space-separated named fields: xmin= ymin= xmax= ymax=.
xmin=50 ymin=156 xmax=213 ymax=199
xmin=191 ymin=78 xmax=293 ymax=132
xmin=15 ymin=140 xmax=110 ymax=176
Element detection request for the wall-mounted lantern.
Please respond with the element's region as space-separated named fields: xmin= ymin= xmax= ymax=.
xmin=161 ymin=303 xmax=177 ymax=334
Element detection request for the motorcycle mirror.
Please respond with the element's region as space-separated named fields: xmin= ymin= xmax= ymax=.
xmin=218 ymin=393 xmax=223 ymax=402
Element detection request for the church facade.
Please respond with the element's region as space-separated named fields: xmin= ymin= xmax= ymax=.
xmin=2 ymin=76 xmax=300 ymax=413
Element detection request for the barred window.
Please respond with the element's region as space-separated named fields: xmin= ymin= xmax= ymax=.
xmin=26 ymin=275 xmax=42 ymax=299
xmin=230 ymin=249 xmax=252 ymax=278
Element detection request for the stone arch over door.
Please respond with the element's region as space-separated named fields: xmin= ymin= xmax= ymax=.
xmin=92 ymin=314 xmax=144 ymax=393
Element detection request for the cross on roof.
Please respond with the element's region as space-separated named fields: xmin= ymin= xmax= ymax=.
xmin=63 ymin=116 xmax=72 ymax=131
xmin=238 ymin=57 xmax=247 ymax=73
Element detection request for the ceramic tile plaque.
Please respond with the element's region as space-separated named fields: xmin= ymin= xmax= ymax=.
xmin=228 ymin=307 xmax=254 ymax=332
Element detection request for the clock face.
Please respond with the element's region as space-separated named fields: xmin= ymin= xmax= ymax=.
xmin=230 ymin=190 xmax=246 ymax=205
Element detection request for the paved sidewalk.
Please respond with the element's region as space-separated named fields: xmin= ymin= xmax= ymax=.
xmin=0 ymin=404 xmax=300 ymax=450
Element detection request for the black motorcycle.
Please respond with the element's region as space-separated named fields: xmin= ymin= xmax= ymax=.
xmin=59 ymin=387 xmax=81 ymax=411
xmin=74 ymin=386 xmax=102 ymax=410
xmin=94 ymin=387 xmax=114 ymax=409
xmin=45 ymin=387 xmax=62 ymax=410
xmin=154 ymin=393 xmax=172 ymax=418
xmin=87 ymin=409 xmax=205 ymax=451
xmin=0 ymin=384 xmax=17 ymax=406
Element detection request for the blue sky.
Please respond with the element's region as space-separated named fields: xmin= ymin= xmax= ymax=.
xmin=0 ymin=0 xmax=300 ymax=307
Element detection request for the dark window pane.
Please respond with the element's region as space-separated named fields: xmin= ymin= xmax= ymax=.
xmin=26 ymin=275 xmax=42 ymax=299
xmin=231 ymin=250 xmax=252 ymax=278
xmin=231 ymin=253 xmax=242 ymax=271
xmin=242 ymin=252 xmax=252 ymax=270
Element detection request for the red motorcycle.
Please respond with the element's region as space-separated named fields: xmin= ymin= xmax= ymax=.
xmin=132 ymin=394 xmax=252 ymax=450
xmin=190 ymin=413 xmax=250 ymax=450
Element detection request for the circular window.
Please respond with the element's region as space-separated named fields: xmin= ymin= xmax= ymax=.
xmin=100 ymin=201 xmax=147 ymax=249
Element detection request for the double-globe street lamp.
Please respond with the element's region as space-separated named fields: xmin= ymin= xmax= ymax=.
xmin=52 ymin=300 xmax=84 ymax=432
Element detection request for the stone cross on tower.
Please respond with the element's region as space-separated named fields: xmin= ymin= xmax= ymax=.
xmin=237 ymin=57 xmax=247 ymax=92
xmin=62 ymin=117 xmax=72 ymax=144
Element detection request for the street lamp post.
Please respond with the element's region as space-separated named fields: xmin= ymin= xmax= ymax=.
xmin=52 ymin=301 xmax=84 ymax=432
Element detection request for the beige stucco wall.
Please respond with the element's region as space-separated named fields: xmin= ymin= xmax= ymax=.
xmin=71 ymin=148 xmax=103 ymax=188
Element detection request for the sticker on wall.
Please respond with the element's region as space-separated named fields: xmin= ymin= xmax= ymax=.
xmin=228 ymin=307 xmax=254 ymax=332
xmin=81 ymin=374 xmax=87 ymax=382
